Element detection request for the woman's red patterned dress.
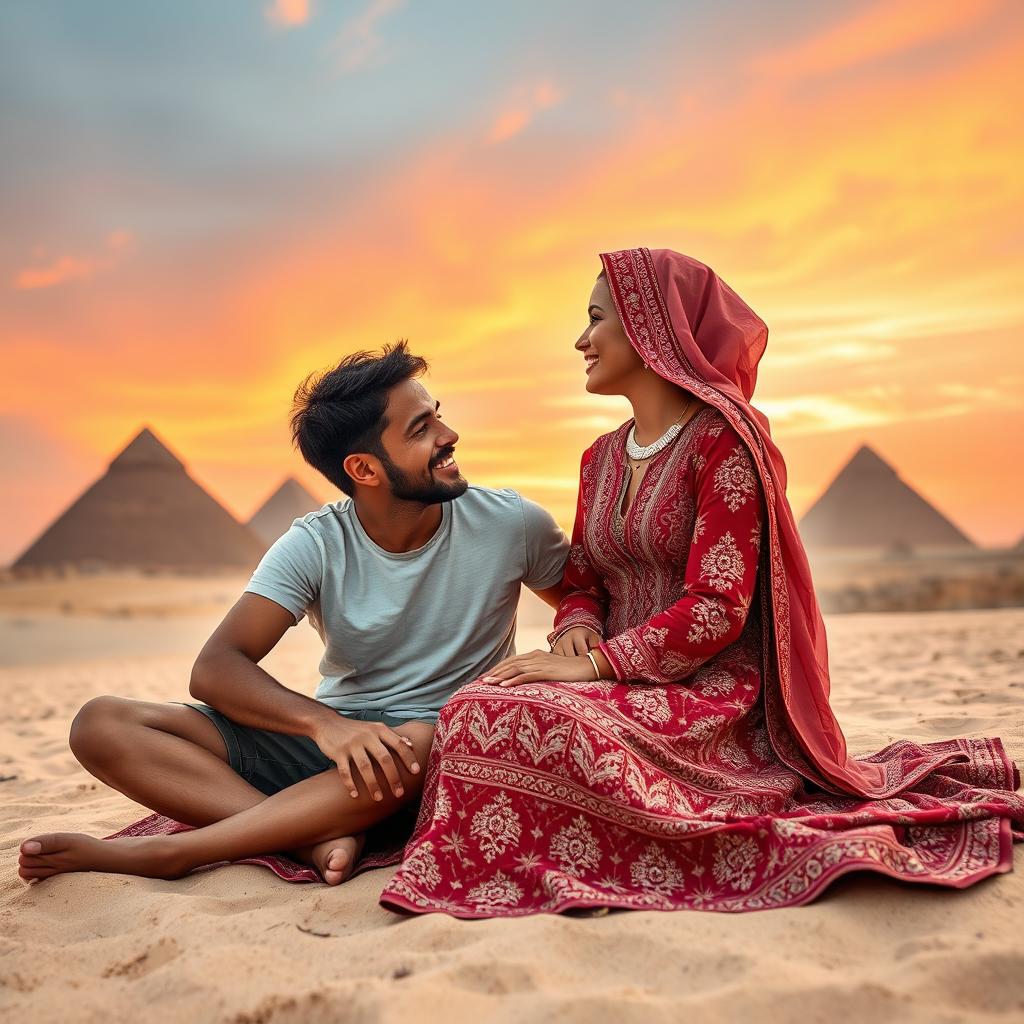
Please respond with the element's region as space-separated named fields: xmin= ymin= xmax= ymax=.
xmin=379 ymin=407 xmax=1022 ymax=917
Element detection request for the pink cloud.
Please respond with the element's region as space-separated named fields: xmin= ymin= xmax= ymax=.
xmin=488 ymin=81 xmax=565 ymax=143
xmin=12 ymin=231 xmax=134 ymax=291
xmin=13 ymin=256 xmax=93 ymax=291
xmin=265 ymin=0 xmax=312 ymax=29
xmin=489 ymin=109 xmax=531 ymax=144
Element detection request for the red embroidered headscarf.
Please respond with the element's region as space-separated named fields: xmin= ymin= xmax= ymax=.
xmin=600 ymin=247 xmax=921 ymax=798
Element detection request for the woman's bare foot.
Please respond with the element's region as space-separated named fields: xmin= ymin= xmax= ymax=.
xmin=18 ymin=833 xmax=186 ymax=882
xmin=293 ymin=833 xmax=366 ymax=885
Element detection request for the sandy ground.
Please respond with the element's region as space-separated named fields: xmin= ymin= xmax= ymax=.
xmin=1 ymin=578 xmax=1022 ymax=1023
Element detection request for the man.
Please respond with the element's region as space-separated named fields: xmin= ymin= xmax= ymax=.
xmin=18 ymin=342 xmax=569 ymax=885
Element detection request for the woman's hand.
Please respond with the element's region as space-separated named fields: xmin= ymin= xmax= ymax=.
xmin=481 ymin=650 xmax=600 ymax=687
xmin=550 ymin=626 xmax=601 ymax=657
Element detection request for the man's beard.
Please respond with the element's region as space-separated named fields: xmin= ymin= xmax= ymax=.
xmin=379 ymin=449 xmax=468 ymax=504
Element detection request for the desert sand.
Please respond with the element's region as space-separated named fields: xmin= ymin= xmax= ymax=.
xmin=1 ymin=576 xmax=1022 ymax=1023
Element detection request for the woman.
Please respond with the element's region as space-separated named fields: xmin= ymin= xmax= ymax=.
xmin=379 ymin=247 xmax=1023 ymax=917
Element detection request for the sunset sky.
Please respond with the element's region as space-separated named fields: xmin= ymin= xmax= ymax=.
xmin=2 ymin=0 xmax=1022 ymax=565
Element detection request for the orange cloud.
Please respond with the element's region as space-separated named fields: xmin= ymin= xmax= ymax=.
xmin=265 ymin=0 xmax=311 ymax=28
xmin=12 ymin=231 xmax=133 ymax=291
xmin=488 ymin=81 xmax=565 ymax=142
xmin=14 ymin=255 xmax=93 ymax=291
xmin=489 ymin=109 xmax=530 ymax=144
xmin=751 ymin=0 xmax=1002 ymax=80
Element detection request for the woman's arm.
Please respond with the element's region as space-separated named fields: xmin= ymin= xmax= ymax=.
xmin=597 ymin=424 xmax=763 ymax=684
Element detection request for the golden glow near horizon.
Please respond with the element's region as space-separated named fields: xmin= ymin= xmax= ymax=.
xmin=2 ymin=1 xmax=1023 ymax=563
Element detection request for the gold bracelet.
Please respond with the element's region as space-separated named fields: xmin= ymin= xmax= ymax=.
xmin=585 ymin=651 xmax=601 ymax=680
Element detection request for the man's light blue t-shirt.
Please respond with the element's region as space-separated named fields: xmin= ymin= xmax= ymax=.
xmin=245 ymin=486 xmax=569 ymax=721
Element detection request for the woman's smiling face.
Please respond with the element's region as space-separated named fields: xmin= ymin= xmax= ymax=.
xmin=575 ymin=272 xmax=646 ymax=395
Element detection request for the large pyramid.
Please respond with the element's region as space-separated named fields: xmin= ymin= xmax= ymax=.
xmin=247 ymin=477 xmax=322 ymax=547
xmin=799 ymin=444 xmax=975 ymax=553
xmin=13 ymin=426 xmax=267 ymax=571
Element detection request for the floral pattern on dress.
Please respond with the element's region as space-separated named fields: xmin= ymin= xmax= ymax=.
xmin=700 ymin=533 xmax=745 ymax=592
xmin=516 ymin=707 xmax=572 ymax=766
xmin=685 ymin=713 xmax=727 ymax=742
xmin=714 ymin=448 xmax=758 ymax=512
xmin=433 ymin=785 xmax=452 ymax=822
xmin=711 ymin=834 xmax=759 ymax=891
xmin=550 ymin=815 xmax=603 ymax=874
xmin=642 ymin=625 xmax=670 ymax=650
xmin=470 ymin=791 xmax=522 ymax=862
xmin=402 ymin=840 xmax=442 ymax=890
xmin=625 ymin=686 xmax=672 ymax=726
xmin=465 ymin=870 xmax=524 ymax=910
xmin=692 ymin=663 xmax=736 ymax=697
xmin=569 ymin=543 xmax=590 ymax=575
xmin=687 ymin=598 xmax=731 ymax=645
xmin=629 ymin=842 xmax=686 ymax=894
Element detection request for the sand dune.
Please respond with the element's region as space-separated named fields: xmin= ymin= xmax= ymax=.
xmin=1 ymin=580 xmax=1022 ymax=1022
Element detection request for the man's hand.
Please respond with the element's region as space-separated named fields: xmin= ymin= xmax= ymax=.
xmin=481 ymin=649 xmax=603 ymax=688
xmin=310 ymin=716 xmax=420 ymax=801
xmin=550 ymin=626 xmax=601 ymax=657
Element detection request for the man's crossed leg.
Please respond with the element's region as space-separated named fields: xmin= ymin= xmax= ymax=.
xmin=18 ymin=696 xmax=433 ymax=884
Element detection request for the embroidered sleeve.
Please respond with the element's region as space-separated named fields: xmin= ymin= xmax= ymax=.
xmin=547 ymin=447 xmax=609 ymax=647
xmin=597 ymin=423 xmax=763 ymax=683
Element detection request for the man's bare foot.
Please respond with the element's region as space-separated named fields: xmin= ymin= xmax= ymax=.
xmin=18 ymin=833 xmax=186 ymax=882
xmin=294 ymin=833 xmax=366 ymax=886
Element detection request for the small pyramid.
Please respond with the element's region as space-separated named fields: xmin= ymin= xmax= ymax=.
xmin=247 ymin=477 xmax=322 ymax=547
xmin=799 ymin=444 xmax=975 ymax=552
xmin=13 ymin=426 xmax=267 ymax=571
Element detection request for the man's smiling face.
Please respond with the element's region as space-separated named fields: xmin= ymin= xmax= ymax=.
xmin=373 ymin=378 xmax=468 ymax=503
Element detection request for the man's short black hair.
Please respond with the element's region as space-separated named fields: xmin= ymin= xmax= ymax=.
xmin=290 ymin=341 xmax=428 ymax=496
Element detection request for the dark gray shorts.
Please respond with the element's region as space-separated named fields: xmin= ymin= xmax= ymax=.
xmin=178 ymin=702 xmax=433 ymax=797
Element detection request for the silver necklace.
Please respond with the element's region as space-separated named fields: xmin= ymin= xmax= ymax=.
xmin=625 ymin=403 xmax=692 ymax=461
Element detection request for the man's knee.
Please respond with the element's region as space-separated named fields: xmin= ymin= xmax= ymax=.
xmin=69 ymin=695 xmax=139 ymax=763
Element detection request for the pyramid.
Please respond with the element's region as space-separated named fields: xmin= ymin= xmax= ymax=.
xmin=247 ymin=477 xmax=322 ymax=547
xmin=799 ymin=444 xmax=975 ymax=552
xmin=13 ymin=426 xmax=267 ymax=571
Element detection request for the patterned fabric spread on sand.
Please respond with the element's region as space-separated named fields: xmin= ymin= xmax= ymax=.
xmin=380 ymin=409 xmax=1024 ymax=917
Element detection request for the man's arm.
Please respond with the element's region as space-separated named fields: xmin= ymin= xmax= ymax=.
xmin=530 ymin=583 xmax=569 ymax=610
xmin=519 ymin=495 xmax=571 ymax=606
xmin=189 ymin=593 xmax=419 ymax=800
xmin=189 ymin=592 xmax=337 ymax=738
